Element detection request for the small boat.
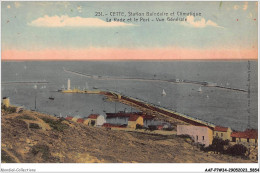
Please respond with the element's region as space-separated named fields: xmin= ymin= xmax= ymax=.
xmin=162 ymin=89 xmax=166 ymax=96
xmin=48 ymin=97 xmax=54 ymax=100
xmin=198 ymin=87 xmax=202 ymax=92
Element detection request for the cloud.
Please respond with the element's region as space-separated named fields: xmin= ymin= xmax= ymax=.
xmin=7 ymin=5 xmax=11 ymax=9
xmin=28 ymin=15 xmax=134 ymax=27
xmin=233 ymin=5 xmax=239 ymax=10
xmin=182 ymin=16 xmax=224 ymax=29
xmin=14 ymin=2 xmax=21 ymax=8
xmin=243 ymin=2 xmax=248 ymax=10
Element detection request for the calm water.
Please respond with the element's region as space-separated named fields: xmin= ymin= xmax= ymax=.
xmin=1 ymin=61 xmax=258 ymax=131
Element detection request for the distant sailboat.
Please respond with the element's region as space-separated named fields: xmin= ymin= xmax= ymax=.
xmin=49 ymin=97 xmax=54 ymax=100
xmin=162 ymin=89 xmax=166 ymax=96
xmin=85 ymin=82 xmax=89 ymax=90
xmin=198 ymin=86 xmax=202 ymax=92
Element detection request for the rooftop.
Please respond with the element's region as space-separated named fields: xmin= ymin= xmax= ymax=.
xmin=231 ymin=129 xmax=258 ymax=139
xmin=65 ymin=117 xmax=73 ymax=120
xmin=214 ymin=126 xmax=229 ymax=132
xmin=128 ymin=115 xmax=142 ymax=121
xmin=143 ymin=115 xmax=155 ymax=120
xmin=88 ymin=114 xmax=99 ymax=119
xmin=106 ymin=112 xmax=143 ymax=118
xmin=77 ymin=118 xmax=84 ymax=123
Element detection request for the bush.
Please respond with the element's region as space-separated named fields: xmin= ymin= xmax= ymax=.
xmin=148 ymin=125 xmax=158 ymax=131
xmin=1 ymin=149 xmax=16 ymax=163
xmin=164 ymin=127 xmax=174 ymax=131
xmin=31 ymin=144 xmax=50 ymax=161
xmin=136 ymin=124 xmax=143 ymax=129
xmin=17 ymin=115 xmax=36 ymax=121
xmin=29 ymin=123 xmax=41 ymax=129
xmin=2 ymin=106 xmax=16 ymax=113
xmin=226 ymin=144 xmax=247 ymax=156
xmin=211 ymin=138 xmax=226 ymax=153
xmin=178 ymin=134 xmax=192 ymax=139
xmin=41 ymin=117 xmax=68 ymax=132
xmin=200 ymin=137 xmax=230 ymax=154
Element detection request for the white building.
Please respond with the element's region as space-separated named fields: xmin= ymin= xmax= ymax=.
xmin=177 ymin=125 xmax=213 ymax=147
xmin=96 ymin=114 xmax=106 ymax=126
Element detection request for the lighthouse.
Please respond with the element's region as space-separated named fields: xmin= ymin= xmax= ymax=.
xmin=67 ymin=78 xmax=71 ymax=90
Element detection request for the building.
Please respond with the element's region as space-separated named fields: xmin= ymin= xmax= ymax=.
xmin=143 ymin=115 xmax=172 ymax=129
xmin=65 ymin=116 xmax=73 ymax=121
xmin=177 ymin=125 xmax=213 ymax=147
xmin=106 ymin=112 xmax=143 ymax=125
xmin=106 ymin=113 xmax=128 ymax=125
xmin=72 ymin=117 xmax=79 ymax=122
xmin=157 ymin=125 xmax=163 ymax=130
xmin=77 ymin=118 xmax=84 ymax=123
xmin=213 ymin=126 xmax=232 ymax=141
xmin=2 ymin=97 xmax=10 ymax=108
xmin=143 ymin=115 xmax=155 ymax=128
xmin=96 ymin=114 xmax=106 ymax=126
xmin=231 ymin=129 xmax=258 ymax=147
xmin=128 ymin=115 xmax=144 ymax=129
xmin=84 ymin=114 xmax=99 ymax=126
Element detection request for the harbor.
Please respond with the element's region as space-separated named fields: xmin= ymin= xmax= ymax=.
xmin=1 ymin=61 xmax=257 ymax=131
xmin=1 ymin=62 xmax=258 ymax=163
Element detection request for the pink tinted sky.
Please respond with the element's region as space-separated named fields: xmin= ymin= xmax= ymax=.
xmin=2 ymin=48 xmax=258 ymax=61
xmin=2 ymin=2 xmax=258 ymax=61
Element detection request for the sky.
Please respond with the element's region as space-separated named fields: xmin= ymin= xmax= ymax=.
xmin=1 ymin=1 xmax=258 ymax=60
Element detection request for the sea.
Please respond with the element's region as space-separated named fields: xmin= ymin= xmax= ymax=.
xmin=1 ymin=61 xmax=258 ymax=131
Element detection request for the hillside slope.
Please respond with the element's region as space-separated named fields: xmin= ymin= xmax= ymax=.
xmin=1 ymin=109 xmax=254 ymax=163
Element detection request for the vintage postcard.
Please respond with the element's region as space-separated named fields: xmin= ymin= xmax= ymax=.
xmin=1 ymin=1 xmax=259 ymax=172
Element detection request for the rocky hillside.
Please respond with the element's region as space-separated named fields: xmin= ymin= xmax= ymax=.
xmin=1 ymin=109 xmax=255 ymax=163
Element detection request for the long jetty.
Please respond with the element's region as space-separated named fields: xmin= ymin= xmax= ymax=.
xmin=60 ymin=88 xmax=216 ymax=129
xmin=63 ymin=68 xmax=247 ymax=93
xmin=99 ymin=90 xmax=216 ymax=130
xmin=2 ymin=81 xmax=49 ymax=85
